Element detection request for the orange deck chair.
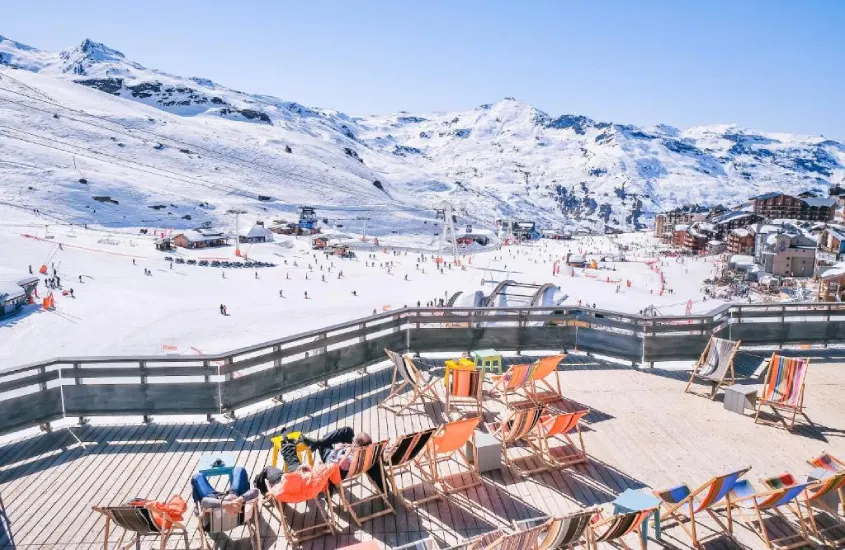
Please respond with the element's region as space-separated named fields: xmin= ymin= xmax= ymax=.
xmin=444 ymin=367 xmax=484 ymax=419
xmin=524 ymin=355 xmax=566 ymax=403
xmin=486 ymin=405 xmax=547 ymax=476
xmin=420 ymin=417 xmax=482 ymax=496
xmin=380 ymin=349 xmax=440 ymax=415
xmin=531 ymin=409 xmax=590 ymax=468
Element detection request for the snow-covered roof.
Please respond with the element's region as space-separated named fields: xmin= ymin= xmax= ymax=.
xmin=567 ymin=254 xmax=585 ymax=263
xmin=707 ymin=240 xmax=723 ymax=245
xmin=674 ymin=224 xmax=689 ymax=231
xmin=730 ymin=255 xmax=755 ymax=266
xmin=713 ymin=211 xmax=753 ymax=224
xmin=820 ymin=263 xmax=845 ymax=280
xmin=803 ymin=197 xmax=836 ymax=208
xmin=176 ymin=230 xmax=229 ymax=242
xmin=0 ymin=283 xmax=26 ymax=300
xmin=731 ymin=228 xmax=751 ymax=237
xmin=699 ymin=222 xmax=715 ymax=232
xmin=238 ymin=224 xmax=273 ymax=239
xmin=827 ymin=227 xmax=845 ymax=242
xmin=16 ymin=276 xmax=39 ymax=287
xmin=753 ymin=191 xmax=782 ymax=201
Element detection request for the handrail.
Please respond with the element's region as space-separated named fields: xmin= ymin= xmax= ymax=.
xmin=2 ymin=301 xmax=845 ymax=436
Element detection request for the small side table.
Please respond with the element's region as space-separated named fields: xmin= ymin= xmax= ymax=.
xmin=612 ymin=488 xmax=661 ymax=547
xmin=471 ymin=349 xmax=503 ymax=374
xmin=467 ymin=431 xmax=502 ymax=473
xmin=198 ymin=452 xmax=235 ymax=477
xmin=724 ymin=384 xmax=758 ymax=415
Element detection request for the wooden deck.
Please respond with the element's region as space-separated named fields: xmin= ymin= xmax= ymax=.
xmin=1 ymin=350 xmax=844 ymax=549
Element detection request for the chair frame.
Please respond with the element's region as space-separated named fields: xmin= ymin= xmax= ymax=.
xmin=92 ymin=504 xmax=188 ymax=550
xmin=684 ymin=337 xmax=741 ymax=399
xmin=654 ymin=467 xmax=751 ymax=548
xmin=528 ymin=409 xmax=590 ymax=469
xmin=525 ymin=355 xmax=566 ymax=404
xmin=512 ymin=509 xmax=597 ymax=550
xmin=271 ymin=490 xmax=337 ymax=546
xmin=754 ymin=353 xmax=810 ymax=431
xmin=444 ymin=367 xmax=484 ymax=419
xmin=490 ymin=363 xmax=536 ymax=409
xmin=419 ymin=417 xmax=482 ymax=496
xmin=768 ymin=471 xmax=845 ymax=546
xmin=336 ymin=439 xmax=396 ymax=527
xmin=380 ymin=349 xmax=440 ymax=415
xmin=383 ymin=428 xmax=440 ymax=508
xmin=486 ymin=405 xmax=547 ymax=477
xmin=731 ymin=481 xmax=812 ymax=550
xmin=197 ymin=496 xmax=262 ymax=550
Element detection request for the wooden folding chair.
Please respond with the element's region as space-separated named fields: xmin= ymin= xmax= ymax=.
xmin=448 ymin=528 xmax=509 ymax=549
xmin=271 ymin=489 xmax=336 ymax=545
xmin=419 ymin=417 xmax=482 ymax=495
xmin=512 ymin=508 xmax=597 ymax=549
xmin=197 ymin=495 xmax=262 ymax=550
xmin=754 ymin=353 xmax=810 ymax=431
xmin=764 ymin=471 xmax=845 ymax=546
xmin=529 ymin=409 xmax=590 ymax=468
xmin=808 ymin=451 xmax=845 ymax=473
xmin=684 ymin=337 xmax=740 ymax=399
xmin=92 ymin=501 xmax=189 ymax=550
xmin=444 ymin=367 xmax=483 ymax=419
xmin=730 ymin=478 xmax=812 ymax=550
xmin=524 ymin=355 xmax=566 ymax=404
xmin=490 ymin=362 xmax=536 ymax=408
xmin=337 ymin=439 xmax=396 ymax=526
xmin=654 ymin=467 xmax=751 ymax=547
xmin=588 ymin=508 xmax=656 ymax=550
xmin=383 ymin=427 xmax=439 ymax=508
xmin=486 ymin=405 xmax=546 ymax=476
xmin=380 ymin=349 xmax=440 ymax=415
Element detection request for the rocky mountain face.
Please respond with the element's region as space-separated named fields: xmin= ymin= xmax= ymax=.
xmin=1 ymin=35 xmax=843 ymax=232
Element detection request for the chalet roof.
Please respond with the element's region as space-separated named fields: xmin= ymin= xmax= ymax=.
xmin=713 ymin=211 xmax=754 ymax=225
xmin=175 ymin=230 xmax=229 ymax=243
xmin=238 ymin=224 xmax=274 ymax=239
xmin=16 ymin=276 xmax=39 ymax=287
xmin=731 ymin=228 xmax=751 ymax=238
xmin=827 ymin=227 xmax=845 ymax=242
xmin=0 ymin=283 xmax=25 ymax=301
xmin=752 ymin=191 xmax=782 ymax=201
xmin=802 ymin=197 xmax=837 ymax=208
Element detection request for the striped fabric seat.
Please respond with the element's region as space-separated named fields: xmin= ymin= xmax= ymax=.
xmin=730 ymin=479 xmax=813 ymax=548
xmin=489 ymin=521 xmax=548 ymax=549
xmin=591 ymin=509 xmax=652 ymax=543
xmin=525 ymin=355 xmax=565 ymax=403
xmin=755 ymin=353 xmax=810 ymax=431
xmin=807 ymin=471 xmax=845 ymax=501
xmin=503 ymin=363 xmax=535 ymax=390
xmin=380 ymin=349 xmax=440 ymax=415
xmin=384 ymin=428 xmax=438 ymax=508
xmin=809 ymin=452 xmax=845 ymax=472
xmin=487 ymin=406 xmax=547 ymax=477
xmin=107 ymin=506 xmax=160 ymax=534
xmin=760 ymin=355 xmax=808 ymax=406
xmin=346 ymin=440 xmax=386 ymax=478
xmin=461 ymin=528 xmax=508 ymax=549
xmin=337 ymin=440 xmax=395 ymax=526
xmin=685 ymin=336 xmax=740 ymax=399
xmin=513 ymin=509 xmax=595 ymax=549
xmin=502 ymin=406 xmax=544 ymax=441
xmin=804 ymin=472 xmax=845 ymax=545
xmin=654 ymin=467 xmax=750 ymax=547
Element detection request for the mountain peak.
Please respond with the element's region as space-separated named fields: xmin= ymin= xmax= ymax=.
xmin=70 ymin=38 xmax=125 ymax=61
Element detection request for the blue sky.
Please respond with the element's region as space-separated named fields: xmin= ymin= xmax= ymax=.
xmin=4 ymin=0 xmax=844 ymax=138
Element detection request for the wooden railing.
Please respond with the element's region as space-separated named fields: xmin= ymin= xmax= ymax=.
xmin=2 ymin=302 xmax=845 ymax=436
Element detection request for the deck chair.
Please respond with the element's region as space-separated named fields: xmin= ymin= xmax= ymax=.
xmin=654 ymin=467 xmax=751 ymax=547
xmin=588 ymin=508 xmax=656 ymax=550
xmin=524 ymin=355 xmax=566 ymax=404
xmin=447 ymin=528 xmax=509 ymax=549
xmin=271 ymin=488 xmax=336 ymax=545
xmin=490 ymin=362 xmax=537 ymax=408
xmin=420 ymin=416 xmax=482 ymax=495
xmin=808 ymin=451 xmax=845 ymax=473
xmin=197 ymin=494 xmax=262 ymax=550
xmin=445 ymin=367 xmax=484 ymax=419
xmin=486 ymin=521 xmax=553 ymax=549
xmin=92 ymin=499 xmax=189 ymax=550
xmin=730 ymin=478 xmax=812 ymax=550
xmin=530 ymin=410 xmax=590 ymax=469
xmin=337 ymin=439 xmax=396 ymax=526
xmin=765 ymin=471 xmax=845 ymax=546
xmin=383 ymin=427 xmax=439 ymax=508
xmin=380 ymin=349 xmax=440 ymax=415
xmin=513 ymin=509 xmax=597 ymax=549
xmin=486 ymin=405 xmax=546 ymax=476
xmin=393 ymin=536 xmax=440 ymax=549
xmin=754 ymin=353 xmax=809 ymax=431
xmin=684 ymin=337 xmax=740 ymax=399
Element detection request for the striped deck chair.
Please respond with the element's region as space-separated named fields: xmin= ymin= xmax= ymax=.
xmin=393 ymin=536 xmax=440 ymax=549
xmin=486 ymin=405 xmax=546 ymax=476
xmin=92 ymin=501 xmax=189 ymax=550
xmin=530 ymin=410 xmax=590 ymax=469
xmin=197 ymin=495 xmax=262 ymax=550
xmin=380 ymin=349 xmax=440 ymax=415
xmin=448 ymin=528 xmax=509 ymax=549
xmin=486 ymin=521 xmax=550 ymax=549
xmin=337 ymin=439 xmax=396 ymax=526
xmin=684 ymin=337 xmax=740 ymax=399
xmin=490 ymin=362 xmax=537 ymax=408
xmin=383 ymin=427 xmax=439 ymax=508
xmin=445 ymin=367 xmax=484 ymax=419
xmin=524 ymin=355 xmax=566 ymax=404
xmin=654 ymin=467 xmax=751 ymax=547
xmin=588 ymin=508 xmax=656 ymax=550
xmin=730 ymin=478 xmax=812 ymax=550
xmin=808 ymin=451 xmax=845 ymax=473
xmin=512 ymin=509 xmax=597 ymax=549
xmin=754 ymin=353 xmax=810 ymax=431
xmin=420 ymin=417 xmax=482 ymax=495
xmin=765 ymin=471 xmax=845 ymax=545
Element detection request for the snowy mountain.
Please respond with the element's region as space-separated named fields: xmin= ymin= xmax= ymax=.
xmin=2 ymin=35 xmax=844 ymax=233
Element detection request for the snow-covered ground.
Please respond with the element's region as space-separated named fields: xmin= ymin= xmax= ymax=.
xmin=0 ymin=205 xmax=723 ymax=369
